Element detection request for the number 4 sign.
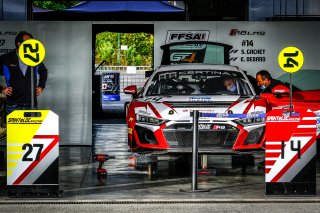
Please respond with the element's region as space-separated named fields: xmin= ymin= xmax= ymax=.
xmin=7 ymin=110 xmax=59 ymax=197
xmin=265 ymin=109 xmax=317 ymax=196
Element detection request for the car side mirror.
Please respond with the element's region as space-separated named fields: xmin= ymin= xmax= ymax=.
xmin=272 ymin=85 xmax=289 ymax=98
xmin=124 ymin=85 xmax=138 ymax=96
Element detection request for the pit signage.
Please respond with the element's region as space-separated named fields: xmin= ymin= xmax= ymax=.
xmin=7 ymin=110 xmax=59 ymax=187
xmin=18 ymin=39 xmax=45 ymax=67
xmin=278 ymin=46 xmax=304 ymax=73
xmin=265 ymin=109 xmax=316 ymax=195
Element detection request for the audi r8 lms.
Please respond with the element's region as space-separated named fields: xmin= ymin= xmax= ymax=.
xmin=124 ymin=64 xmax=269 ymax=153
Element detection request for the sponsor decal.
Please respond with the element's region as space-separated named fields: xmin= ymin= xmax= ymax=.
xmin=316 ymin=112 xmax=320 ymax=134
xmin=215 ymin=113 xmax=230 ymax=118
xmin=166 ymin=30 xmax=210 ymax=44
xmin=143 ymin=96 xmax=163 ymax=102
xmin=189 ymin=97 xmax=211 ymax=102
xmin=128 ymin=117 xmax=134 ymax=122
xmin=229 ymin=29 xmax=265 ymax=36
xmin=247 ymin=111 xmax=266 ymax=118
xmin=212 ymin=125 xmax=226 ymax=130
xmin=266 ymin=116 xmax=301 ymax=122
xmin=7 ymin=117 xmax=43 ymax=124
xmin=198 ymin=124 xmax=211 ymax=130
xmin=170 ymin=44 xmax=207 ymax=50
xmin=128 ymin=128 xmax=132 ymax=134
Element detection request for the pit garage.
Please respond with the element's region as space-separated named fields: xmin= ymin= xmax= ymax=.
xmin=0 ymin=19 xmax=320 ymax=212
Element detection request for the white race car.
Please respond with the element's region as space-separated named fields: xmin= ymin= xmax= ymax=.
xmin=124 ymin=63 xmax=268 ymax=154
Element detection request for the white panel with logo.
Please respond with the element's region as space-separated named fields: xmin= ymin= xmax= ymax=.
xmin=154 ymin=22 xmax=320 ymax=78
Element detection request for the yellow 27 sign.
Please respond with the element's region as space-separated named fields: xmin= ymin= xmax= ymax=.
xmin=18 ymin=39 xmax=45 ymax=67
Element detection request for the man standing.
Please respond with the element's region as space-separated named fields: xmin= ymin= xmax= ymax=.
xmin=0 ymin=31 xmax=48 ymax=114
xmin=256 ymin=70 xmax=286 ymax=93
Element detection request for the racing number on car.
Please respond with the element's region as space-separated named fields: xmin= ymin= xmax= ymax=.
xmin=280 ymin=140 xmax=301 ymax=159
xmin=278 ymin=46 xmax=304 ymax=73
xmin=18 ymin=39 xmax=45 ymax=67
xmin=22 ymin=143 xmax=44 ymax=161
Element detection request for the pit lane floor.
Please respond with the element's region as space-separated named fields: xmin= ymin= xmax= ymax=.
xmin=0 ymin=120 xmax=320 ymax=212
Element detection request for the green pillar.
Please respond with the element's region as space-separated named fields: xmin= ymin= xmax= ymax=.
xmin=117 ymin=32 xmax=120 ymax=66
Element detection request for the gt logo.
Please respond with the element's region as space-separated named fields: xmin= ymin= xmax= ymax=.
xmin=170 ymin=52 xmax=192 ymax=61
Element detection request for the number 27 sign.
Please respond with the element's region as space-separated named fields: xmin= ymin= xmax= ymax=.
xmin=7 ymin=110 xmax=59 ymax=186
xmin=18 ymin=39 xmax=45 ymax=67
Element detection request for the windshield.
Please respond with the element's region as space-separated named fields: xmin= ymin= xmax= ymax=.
xmin=161 ymin=42 xmax=232 ymax=65
xmin=277 ymin=69 xmax=320 ymax=91
xmin=146 ymin=70 xmax=254 ymax=96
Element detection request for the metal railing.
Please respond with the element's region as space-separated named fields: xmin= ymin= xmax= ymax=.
xmin=95 ymin=65 xmax=152 ymax=75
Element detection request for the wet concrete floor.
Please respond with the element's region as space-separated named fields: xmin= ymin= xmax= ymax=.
xmin=0 ymin=121 xmax=319 ymax=202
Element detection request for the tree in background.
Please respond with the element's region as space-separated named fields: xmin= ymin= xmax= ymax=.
xmin=95 ymin=32 xmax=154 ymax=67
xmin=33 ymin=1 xmax=80 ymax=10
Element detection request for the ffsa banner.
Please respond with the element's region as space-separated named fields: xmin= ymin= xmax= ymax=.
xmin=154 ymin=21 xmax=320 ymax=78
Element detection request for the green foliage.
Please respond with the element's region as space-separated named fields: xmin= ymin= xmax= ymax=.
xmin=33 ymin=1 xmax=80 ymax=10
xmin=95 ymin=32 xmax=154 ymax=66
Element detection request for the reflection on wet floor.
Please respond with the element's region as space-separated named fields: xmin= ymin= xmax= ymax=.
xmin=58 ymin=122 xmax=267 ymax=198
xmin=1 ymin=121 xmax=319 ymax=199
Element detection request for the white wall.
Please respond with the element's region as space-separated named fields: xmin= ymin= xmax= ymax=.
xmin=154 ymin=21 xmax=320 ymax=78
xmin=0 ymin=21 xmax=92 ymax=145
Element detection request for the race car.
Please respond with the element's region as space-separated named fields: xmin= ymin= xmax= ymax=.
xmin=262 ymin=69 xmax=320 ymax=136
xmin=124 ymin=63 xmax=270 ymax=154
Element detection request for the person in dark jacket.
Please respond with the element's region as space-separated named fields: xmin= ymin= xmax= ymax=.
xmin=256 ymin=70 xmax=286 ymax=94
xmin=0 ymin=31 xmax=48 ymax=114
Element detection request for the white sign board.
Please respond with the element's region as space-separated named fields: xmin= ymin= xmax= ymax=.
xmin=154 ymin=21 xmax=320 ymax=78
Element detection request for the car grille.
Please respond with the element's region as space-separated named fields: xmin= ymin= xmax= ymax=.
xmin=163 ymin=123 xmax=239 ymax=149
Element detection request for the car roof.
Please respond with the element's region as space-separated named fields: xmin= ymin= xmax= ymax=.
xmin=156 ymin=63 xmax=242 ymax=72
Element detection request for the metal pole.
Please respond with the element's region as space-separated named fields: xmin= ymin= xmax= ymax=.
xmin=185 ymin=1 xmax=189 ymax=21
xmin=285 ymin=0 xmax=287 ymax=17
xmin=273 ymin=0 xmax=275 ymax=17
xmin=290 ymin=73 xmax=293 ymax=115
xmin=192 ymin=110 xmax=199 ymax=191
xmin=179 ymin=110 xmax=209 ymax=193
xmin=31 ymin=66 xmax=34 ymax=109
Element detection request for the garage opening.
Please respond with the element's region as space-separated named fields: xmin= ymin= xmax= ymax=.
xmin=92 ymin=24 xmax=154 ymax=120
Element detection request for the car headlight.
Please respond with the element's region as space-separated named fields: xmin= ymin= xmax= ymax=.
xmin=237 ymin=116 xmax=265 ymax=126
xmin=136 ymin=114 xmax=167 ymax=125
